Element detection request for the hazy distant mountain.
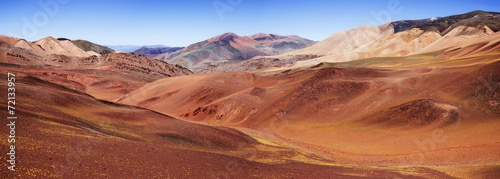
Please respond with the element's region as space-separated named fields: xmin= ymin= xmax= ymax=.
xmin=106 ymin=45 xmax=169 ymax=52
xmin=105 ymin=45 xmax=143 ymax=52
xmin=133 ymin=46 xmax=184 ymax=58
xmin=156 ymin=32 xmax=316 ymax=71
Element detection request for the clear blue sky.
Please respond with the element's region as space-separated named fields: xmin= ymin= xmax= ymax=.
xmin=1 ymin=0 xmax=499 ymax=47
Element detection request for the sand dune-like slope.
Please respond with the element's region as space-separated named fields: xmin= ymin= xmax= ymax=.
xmin=288 ymin=25 xmax=393 ymax=56
xmin=416 ymin=26 xmax=495 ymax=54
xmin=0 ymin=69 xmax=453 ymax=178
xmin=288 ymin=11 xmax=500 ymax=68
xmin=291 ymin=26 xmax=497 ymax=68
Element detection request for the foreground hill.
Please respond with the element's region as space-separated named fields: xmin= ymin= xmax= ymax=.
xmin=0 ymin=44 xmax=450 ymax=178
xmin=1 ymin=72 xmax=427 ymax=178
xmin=155 ymin=32 xmax=316 ymax=72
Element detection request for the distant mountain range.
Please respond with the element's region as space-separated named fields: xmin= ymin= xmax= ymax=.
xmin=133 ymin=46 xmax=184 ymax=58
xmin=4 ymin=10 xmax=498 ymax=74
xmin=202 ymin=10 xmax=500 ymax=72
xmin=105 ymin=45 xmax=169 ymax=52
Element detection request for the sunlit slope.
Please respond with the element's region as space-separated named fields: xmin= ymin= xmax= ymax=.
xmin=0 ymin=69 xmax=451 ymax=178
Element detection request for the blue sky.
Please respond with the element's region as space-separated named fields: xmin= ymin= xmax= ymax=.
xmin=1 ymin=0 xmax=499 ymax=46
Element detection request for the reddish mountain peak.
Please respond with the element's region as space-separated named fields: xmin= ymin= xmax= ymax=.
xmin=250 ymin=33 xmax=270 ymax=39
xmin=250 ymin=33 xmax=288 ymax=41
xmin=223 ymin=32 xmax=238 ymax=36
xmin=207 ymin=32 xmax=240 ymax=42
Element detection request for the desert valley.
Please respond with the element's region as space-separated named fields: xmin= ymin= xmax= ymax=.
xmin=1 ymin=9 xmax=500 ymax=178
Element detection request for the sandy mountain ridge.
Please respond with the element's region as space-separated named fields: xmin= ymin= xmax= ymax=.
xmin=154 ymin=32 xmax=316 ymax=72
xmin=290 ymin=25 xmax=497 ymax=67
xmin=0 ymin=35 xmax=108 ymax=57
xmin=289 ymin=10 xmax=500 ymax=66
xmin=0 ymin=35 xmax=119 ymax=58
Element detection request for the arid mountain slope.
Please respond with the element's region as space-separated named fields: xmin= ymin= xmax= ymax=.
xmin=0 ymin=58 xmax=449 ymax=178
xmin=118 ymin=41 xmax=500 ymax=170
